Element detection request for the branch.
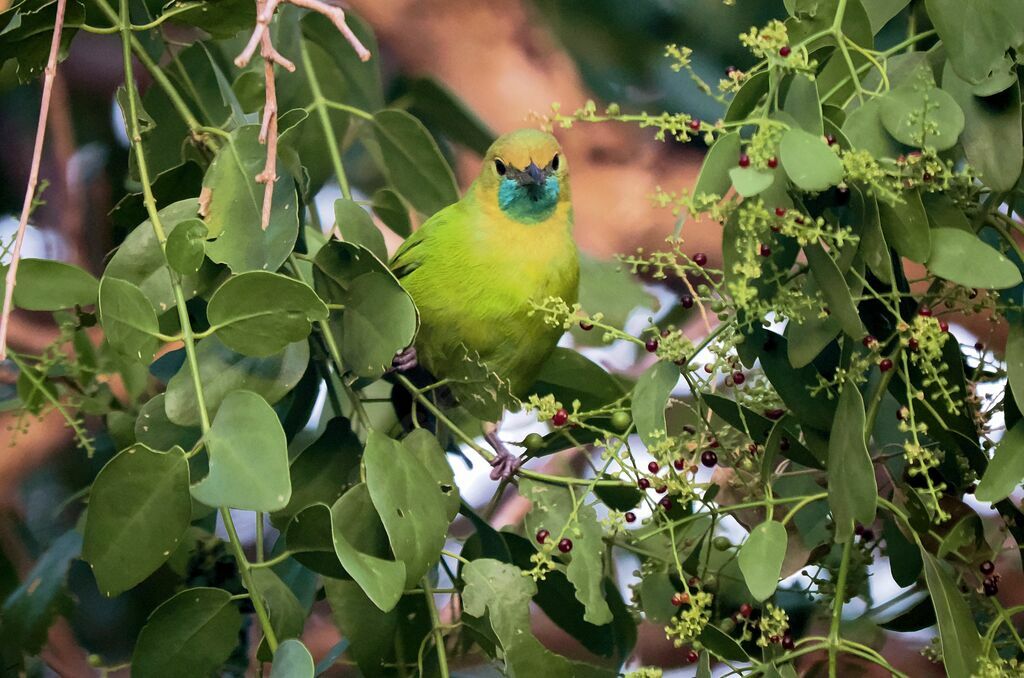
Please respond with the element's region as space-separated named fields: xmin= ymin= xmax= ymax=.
xmin=0 ymin=0 xmax=68 ymax=360
xmin=235 ymin=0 xmax=371 ymax=230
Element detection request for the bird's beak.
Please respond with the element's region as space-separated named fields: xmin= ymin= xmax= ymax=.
xmin=518 ymin=162 xmax=546 ymax=187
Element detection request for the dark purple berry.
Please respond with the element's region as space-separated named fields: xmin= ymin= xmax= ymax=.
xmin=659 ymin=496 xmax=673 ymax=510
xmin=625 ymin=511 xmax=636 ymax=523
xmin=645 ymin=337 xmax=659 ymax=353
xmin=779 ymin=45 xmax=792 ymax=57
xmin=638 ymin=478 xmax=651 ymax=490
xmin=693 ymin=252 xmax=708 ymax=267
xmin=980 ymin=560 xmax=996 ymax=576
xmin=701 ymin=450 xmax=718 ymax=467
xmin=579 ymin=320 xmax=593 ymax=331
xmin=733 ymin=370 xmax=746 ymax=384
xmin=680 ymin=294 xmax=694 ymax=309
xmin=782 ymin=634 xmax=795 ymax=650
xmin=738 ymin=154 xmax=751 ymax=168
xmin=879 ymin=358 xmax=894 ymax=372
xmin=557 ymin=538 xmax=573 ymax=553
xmin=536 ymin=529 xmax=550 ymax=544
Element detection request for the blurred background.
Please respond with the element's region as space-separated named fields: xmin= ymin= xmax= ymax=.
xmin=0 ymin=1 xmax=981 ymax=675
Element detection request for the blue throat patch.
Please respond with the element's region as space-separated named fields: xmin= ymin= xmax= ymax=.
xmin=498 ymin=176 xmax=560 ymax=224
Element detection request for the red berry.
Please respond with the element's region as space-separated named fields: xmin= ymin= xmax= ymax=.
xmin=552 ymin=408 xmax=569 ymax=426
xmin=536 ymin=529 xmax=550 ymax=544
xmin=701 ymin=450 xmax=718 ymax=467
xmin=579 ymin=320 xmax=593 ymax=331
xmin=659 ymin=496 xmax=673 ymax=510
xmin=765 ymin=408 xmax=785 ymax=420
xmin=767 ymin=156 xmax=778 ymax=169
xmin=673 ymin=458 xmax=686 ymax=471
xmin=739 ymin=603 xmax=753 ymax=618
xmin=918 ymin=306 xmax=932 ymax=317
xmin=922 ymin=172 xmax=932 ymax=182
xmin=794 ymin=216 xmax=804 ymax=225
xmin=775 ymin=206 xmax=786 ymax=217
xmin=645 ymin=337 xmax=659 ymax=353
xmin=625 ymin=511 xmax=636 ymax=523
xmin=733 ymin=370 xmax=746 ymax=384
xmin=782 ymin=634 xmax=795 ymax=650
xmin=689 ymin=118 xmax=700 ymax=131
xmin=680 ymin=294 xmax=694 ymax=309
xmin=908 ymin=338 xmax=919 ymax=352
xmin=648 ymin=461 xmax=660 ymax=474
xmin=656 ymin=485 xmax=667 ymax=494
xmin=693 ymin=252 xmax=708 ymax=266
xmin=738 ymin=153 xmax=751 ymax=168
xmin=709 ymin=438 xmax=720 ymax=448
xmin=879 ymin=358 xmax=894 ymax=372
xmin=759 ymin=244 xmax=772 ymax=257
xmin=980 ymin=560 xmax=996 ymax=576
xmin=638 ymin=478 xmax=651 ymax=490
xmin=862 ymin=334 xmax=877 ymax=348
xmin=825 ymin=134 xmax=836 ymax=146
xmin=686 ymin=649 xmax=699 ymax=664
xmin=557 ymin=538 xmax=573 ymax=553
xmin=671 ymin=592 xmax=689 ymax=606
xmin=975 ymin=342 xmax=984 ymax=351
xmin=779 ymin=45 xmax=791 ymax=57
xmin=938 ymin=319 xmax=949 ymax=332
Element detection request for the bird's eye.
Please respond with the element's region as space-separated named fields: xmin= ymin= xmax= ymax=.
xmin=551 ymin=153 xmax=560 ymax=171
xmin=494 ymin=158 xmax=507 ymax=176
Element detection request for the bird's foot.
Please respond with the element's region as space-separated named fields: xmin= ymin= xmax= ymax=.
xmin=389 ymin=346 xmax=418 ymax=373
xmin=486 ymin=430 xmax=522 ymax=481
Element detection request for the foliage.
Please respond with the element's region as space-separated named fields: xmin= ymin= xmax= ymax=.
xmin=4 ymin=0 xmax=1024 ymax=676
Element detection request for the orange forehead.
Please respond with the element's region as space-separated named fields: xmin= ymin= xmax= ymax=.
xmin=486 ymin=129 xmax=562 ymax=169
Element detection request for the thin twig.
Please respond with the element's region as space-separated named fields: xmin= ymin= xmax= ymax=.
xmin=0 ymin=0 xmax=68 ymax=360
xmin=236 ymin=0 xmax=369 ymax=230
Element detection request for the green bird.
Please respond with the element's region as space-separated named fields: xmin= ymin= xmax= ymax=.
xmin=389 ymin=128 xmax=579 ymax=479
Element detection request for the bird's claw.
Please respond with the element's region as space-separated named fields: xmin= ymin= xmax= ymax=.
xmin=390 ymin=346 xmax=418 ymax=373
xmin=486 ymin=431 xmax=522 ymax=481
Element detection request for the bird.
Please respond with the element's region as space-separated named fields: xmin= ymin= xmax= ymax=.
xmin=389 ymin=128 xmax=579 ymax=479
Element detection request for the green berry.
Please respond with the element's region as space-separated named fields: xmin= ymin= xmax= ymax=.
xmin=712 ymin=536 xmax=732 ymax=551
xmin=611 ymin=411 xmax=631 ymax=430
xmin=523 ymin=432 xmax=545 ymax=452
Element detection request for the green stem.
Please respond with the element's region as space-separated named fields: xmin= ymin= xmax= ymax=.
xmin=828 ymin=539 xmax=853 ymax=678
xmin=114 ymin=0 xmax=274 ymax=651
xmin=421 ymin=578 xmax=450 ymax=678
xmin=300 ymin=39 xmax=353 ymax=199
xmin=82 ymin=1 xmax=203 ymax=34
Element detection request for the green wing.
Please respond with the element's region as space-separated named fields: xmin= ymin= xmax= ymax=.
xmin=388 ymin=202 xmax=461 ymax=280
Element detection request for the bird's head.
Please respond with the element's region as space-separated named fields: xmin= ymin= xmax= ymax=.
xmin=478 ymin=129 xmax=567 ymax=224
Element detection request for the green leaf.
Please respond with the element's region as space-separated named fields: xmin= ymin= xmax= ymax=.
xmin=703 ymin=393 xmax=823 ymax=468
xmin=520 ymin=479 xmax=612 ymax=625
xmin=302 ymin=11 xmax=382 ymax=112
xmin=804 ymin=243 xmax=863 ymax=338
xmin=202 ymin=125 xmax=299 ymax=272
xmin=738 ymin=520 xmax=787 ymax=601
xmin=371 ymin=188 xmax=412 ymax=238
xmin=164 ymin=218 xmax=208 ymax=275
xmin=275 ymin=417 xmax=361 ymax=527
xmin=1007 ymin=324 xmax=1024 ymax=414
xmin=207 ymin=271 xmax=328 ymax=357
xmin=83 ymin=445 xmax=191 ymax=597
xmin=529 ymin=347 xmax=624 ymax=411
xmin=748 ymin=329 xmax=837 ymax=431
xmin=162 ymin=0 xmax=255 ymax=39
xmin=99 ymin=276 xmax=159 ymax=363
xmin=334 ymin=198 xmax=387 ymax=262
xmin=135 ymin=394 xmax=201 ymax=451
xmin=631 ymin=361 xmax=679 ymax=445
xmin=925 ymin=0 xmax=1024 ymax=85
xmin=783 ymin=74 xmax=823 ymax=135
xmin=943 ymin=63 xmax=1023 ymax=191
xmin=106 ymin=199 xmax=219 ymax=312
xmin=842 ymin=98 xmax=902 ymax=159
xmin=404 ymin=76 xmax=497 ymax=155
xmin=921 ymin=551 xmax=985 ymax=678
xmin=251 ymin=568 xmax=305 ymax=660
xmin=926 ymin=228 xmax=1022 ymax=289
xmin=372 ymin=109 xmax=459 ymax=216
xmin=779 ymin=127 xmax=844 ymax=191
xmin=330 ymin=486 xmax=406 ymax=612
xmin=270 ymin=639 xmax=314 ymax=678
xmin=728 ymin=166 xmax=775 ymax=197
xmin=403 ymin=428 xmax=460 ymax=521
xmin=861 ymin=0 xmax=911 ymax=32
xmin=364 ymin=431 xmax=450 ymax=587
xmin=462 ymin=559 xmax=610 ymax=678
xmin=975 ymin=420 xmax=1024 ymax=502
xmin=574 ymin=254 xmax=658 ymax=346
xmin=313 ymin=240 xmax=418 ymax=378
xmin=9 ymin=259 xmax=97 ymax=311
xmin=785 ymin=284 xmax=841 ymax=368
xmin=694 ymin=132 xmax=741 ymax=199
xmin=131 ymin=588 xmax=242 ymax=678
xmin=190 ymin=391 xmax=292 ymax=511
xmin=828 ymin=380 xmax=877 ymax=542
xmin=323 ymin=578 xmax=397 ymax=675
xmin=697 ymin=624 xmax=749 ymax=662
xmin=879 ymin=85 xmax=965 ymax=151
xmin=0 ymin=530 xmax=81 ymax=654
xmin=883 ymin=518 xmax=922 ymax=587
xmin=164 ymin=336 xmax=309 ymax=427
xmin=856 ymin=190 xmax=894 ymax=283
xmin=879 ymin=191 xmax=930 ymax=263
